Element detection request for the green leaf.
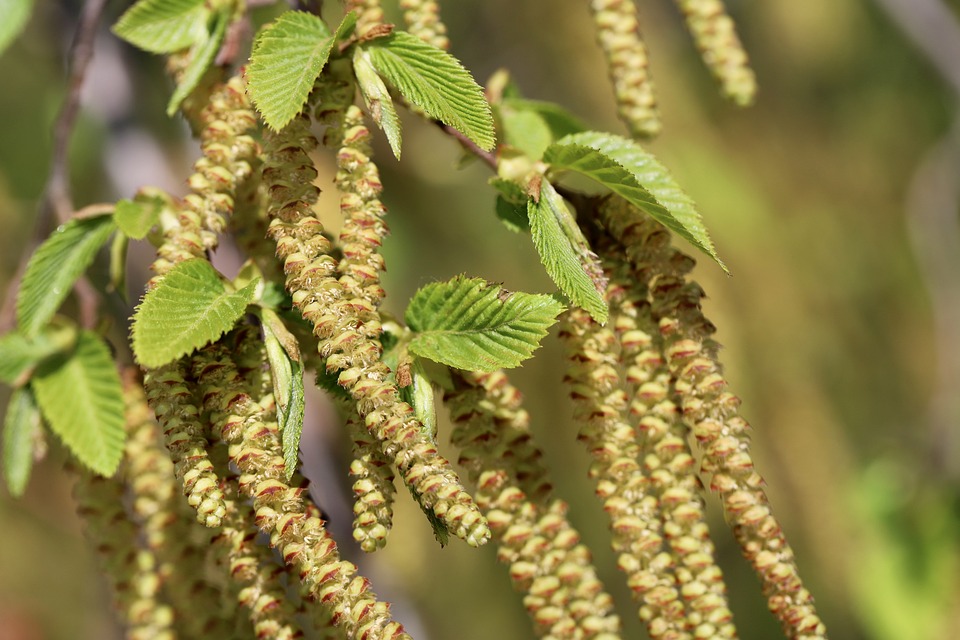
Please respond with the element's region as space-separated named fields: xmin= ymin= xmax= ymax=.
xmin=545 ymin=131 xmax=726 ymax=271
xmin=246 ymin=11 xmax=344 ymax=131
xmin=398 ymin=358 xmax=437 ymax=439
xmin=16 ymin=214 xmax=116 ymax=338
xmin=114 ymin=196 xmax=163 ymax=239
xmin=365 ymin=31 xmax=495 ymax=151
xmin=112 ymin=0 xmax=208 ymax=54
xmin=354 ymin=47 xmax=403 ymax=159
xmin=495 ymin=195 xmax=529 ymax=233
xmin=405 ymin=275 xmax=564 ymax=371
xmin=0 ymin=0 xmax=34 ymax=58
xmin=527 ymin=181 xmax=608 ymax=323
xmin=502 ymin=98 xmax=586 ymax=140
xmin=166 ymin=9 xmax=229 ymax=116
xmin=3 ymin=386 xmax=40 ymax=497
xmin=260 ymin=308 xmax=304 ymax=481
xmin=132 ymin=259 xmax=258 ymax=368
xmin=0 ymin=324 xmax=77 ymax=386
xmin=31 ymin=331 xmax=125 ymax=476
xmin=498 ymin=107 xmax=552 ymax=160
xmin=109 ymin=233 xmax=129 ymax=303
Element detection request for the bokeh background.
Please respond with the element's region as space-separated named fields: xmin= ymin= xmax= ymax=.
xmin=2 ymin=0 xmax=959 ymax=638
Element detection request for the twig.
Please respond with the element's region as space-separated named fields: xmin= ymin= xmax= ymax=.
xmin=432 ymin=120 xmax=498 ymax=171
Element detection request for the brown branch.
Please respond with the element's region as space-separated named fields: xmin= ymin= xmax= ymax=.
xmin=432 ymin=120 xmax=498 ymax=171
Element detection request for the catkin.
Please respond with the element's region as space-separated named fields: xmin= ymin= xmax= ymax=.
xmin=74 ymin=469 xmax=174 ymax=640
xmin=560 ymin=308 xmax=687 ymax=638
xmin=263 ymin=69 xmax=490 ymax=547
xmin=672 ymin=0 xmax=756 ymax=106
xmin=598 ymin=197 xmax=827 ymax=639
xmin=345 ymin=0 xmax=385 ymax=37
xmin=400 ymin=0 xmax=450 ymax=50
xmin=193 ymin=336 xmax=411 ymax=640
xmin=346 ymin=408 xmax=396 ymax=552
xmin=446 ymin=370 xmax=623 ymax=639
xmin=606 ymin=257 xmax=737 ymax=639
xmin=588 ymin=0 xmax=661 ymax=139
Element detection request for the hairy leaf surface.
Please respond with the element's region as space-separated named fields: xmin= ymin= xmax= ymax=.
xmin=132 ymin=259 xmax=257 ymax=367
xmin=2 ymin=386 xmax=40 ymax=497
xmin=261 ymin=308 xmax=304 ymax=481
xmin=0 ymin=0 xmax=34 ymax=58
xmin=528 ymin=181 xmax=608 ymax=323
xmin=16 ymin=214 xmax=116 ymax=338
xmin=247 ymin=11 xmax=357 ymax=130
xmin=405 ymin=276 xmax=564 ymax=371
xmin=112 ymin=0 xmax=208 ymax=53
xmin=365 ymin=31 xmax=495 ymax=151
xmin=546 ymin=131 xmax=726 ymax=271
xmin=166 ymin=9 xmax=229 ymax=116
xmin=31 ymin=332 xmax=125 ymax=476
xmin=354 ymin=47 xmax=402 ymax=158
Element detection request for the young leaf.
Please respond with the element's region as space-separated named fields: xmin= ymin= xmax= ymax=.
xmin=502 ymin=97 xmax=587 ymax=140
xmin=166 ymin=9 xmax=229 ymax=116
xmin=0 ymin=324 xmax=77 ymax=386
xmin=527 ymin=181 xmax=608 ymax=323
xmin=398 ymin=358 xmax=437 ymax=439
xmin=260 ymin=308 xmax=304 ymax=481
xmin=16 ymin=213 xmax=116 ymax=338
xmin=109 ymin=233 xmax=129 ymax=303
xmin=354 ymin=47 xmax=403 ymax=159
xmin=0 ymin=0 xmax=34 ymax=59
xmin=112 ymin=0 xmax=208 ymax=54
xmin=131 ymin=259 xmax=258 ymax=368
xmin=495 ymin=195 xmax=529 ymax=233
xmin=365 ymin=31 xmax=495 ymax=151
xmin=3 ymin=386 xmax=41 ymax=497
xmin=31 ymin=331 xmax=125 ymax=476
xmin=498 ymin=106 xmax=552 ymax=160
xmin=405 ymin=275 xmax=564 ymax=372
xmin=246 ymin=11 xmax=352 ymax=131
xmin=545 ymin=131 xmax=726 ymax=271
xmin=114 ymin=196 xmax=163 ymax=239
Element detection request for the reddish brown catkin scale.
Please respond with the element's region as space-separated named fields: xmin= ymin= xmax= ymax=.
xmin=446 ymin=370 xmax=623 ymax=639
xmin=263 ymin=68 xmax=489 ymax=547
xmin=193 ymin=336 xmax=411 ymax=640
xmin=588 ymin=0 xmax=661 ymax=139
xmin=560 ymin=307 xmax=687 ymax=639
xmin=400 ymin=0 xmax=450 ymax=50
xmin=605 ymin=254 xmax=737 ymax=639
xmin=671 ymin=0 xmax=756 ymax=106
xmin=598 ymin=197 xmax=827 ymax=639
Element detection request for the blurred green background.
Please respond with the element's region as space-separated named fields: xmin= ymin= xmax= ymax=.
xmin=2 ymin=0 xmax=960 ymax=638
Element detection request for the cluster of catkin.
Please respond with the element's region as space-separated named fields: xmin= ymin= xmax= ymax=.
xmin=588 ymin=0 xmax=756 ymax=138
xmin=556 ymin=195 xmax=826 ymax=639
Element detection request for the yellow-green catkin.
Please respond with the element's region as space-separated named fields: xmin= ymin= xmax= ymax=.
xmin=559 ymin=308 xmax=687 ymax=638
xmin=150 ymin=74 xmax=257 ymax=286
xmin=598 ymin=197 xmax=827 ymax=639
xmin=214 ymin=481 xmax=305 ymax=640
xmin=345 ymin=0 xmax=384 ymax=37
xmin=607 ymin=258 xmax=737 ymax=639
xmin=346 ymin=409 xmax=396 ymax=552
xmin=446 ymin=370 xmax=623 ymax=639
xmin=143 ymin=363 xmax=226 ymax=528
xmin=193 ymin=337 xmax=411 ymax=640
xmin=263 ymin=71 xmax=490 ymax=548
xmin=400 ymin=0 xmax=450 ymax=49
xmin=588 ymin=0 xmax=661 ymax=139
xmin=672 ymin=0 xmax=756 ymax=106
xmin=73 ymin=468 xmax=174 ymax=640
